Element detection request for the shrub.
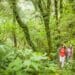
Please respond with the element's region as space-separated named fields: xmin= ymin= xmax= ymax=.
xmin=0 ymin=45 xmax=60 ymax=75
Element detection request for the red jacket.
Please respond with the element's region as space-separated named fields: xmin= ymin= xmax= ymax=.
xmin=59 ymin=47 xmax=66 ymax=57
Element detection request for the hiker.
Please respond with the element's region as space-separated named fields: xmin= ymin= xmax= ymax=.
xmin=67 ymin=45 xmax=73 ymax=61
xmin=59 ymin=44 xmax=66 ymax=68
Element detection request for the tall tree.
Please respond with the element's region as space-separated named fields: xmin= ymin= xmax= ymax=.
xmin=54 ymin=0 xmax=63 ymax=47
xmin=10 ymin=0 xmax=36 ymax=51
xmin=54 ymin=0 xmax=61 ymax=47
xmin=32 ymin=0 xmax=52 ymax=55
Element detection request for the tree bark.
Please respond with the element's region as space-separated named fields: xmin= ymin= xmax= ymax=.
xmin=11 ymin=0 xmax=36 ymax=51
xmin=54 ymin=0 xmax=58 ymax=26
xmin=33 ymin=0 xmax=52 ymax=55
xmin=12 ymin=8 xmax=17 ymax=47
xmin=12 ymin=30 xmax=17 ymax=47
xmin=60 ymin=0 xmax=63 ymax=18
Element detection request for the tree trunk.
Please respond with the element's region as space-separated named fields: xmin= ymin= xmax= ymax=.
xmin=12 ymin=30 xmax=17 ymax=47
xmin=54 ymin=0 xmax=58 ymax=26
xmin=11 ymin=0 xmax=36 ymax=51
xmin=60 ymin=0 xmax=63 ymax=18
xmin=12 ymin=9 xmax=17 ymax=47
xmin=37 ymin=0 xmax=52 ymax=55
xmin=54 ymin=0 xmax=61 ymax=47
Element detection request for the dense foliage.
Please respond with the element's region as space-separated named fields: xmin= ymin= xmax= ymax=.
xmin=0 ymin=45 xmax=75 ymax=75
xmin=0 ymin=0 xmax=75 ymax=75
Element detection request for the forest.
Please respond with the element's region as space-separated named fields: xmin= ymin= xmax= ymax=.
xmin=0 ymin=0 xmax=75 ymax=75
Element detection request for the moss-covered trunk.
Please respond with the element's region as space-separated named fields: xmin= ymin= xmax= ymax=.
xmin=11 ymin=0 xmax=36 ymax=51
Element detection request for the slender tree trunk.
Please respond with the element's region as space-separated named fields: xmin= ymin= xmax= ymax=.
xmin=60 ymin=0 xmax=63 ymax=18
xmin=12 ymin=9 xmax=17 ymax=47
xmin=11 ymin=0 xmax=36 ymax=51
xmin=54 ymin=0 xmax=61 ymax=47
xmin=36 ymin=0 xmax=52 ymax=55
xmin=12 ymin=30 xmax=17 ymax=47
xmin=54 ymin=0 xmax=63 ymax=31
xmin=44 ymin=0 xmax=52 ymax=54
xmin=54 ymin=0 xmax=58 ymax=26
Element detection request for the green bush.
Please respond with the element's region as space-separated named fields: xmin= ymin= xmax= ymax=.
xmin=60 ymin=60 xmax=75 ymax=75
xmin=0 ymin=45 xmax=60 ymax=75
xmin=1 ymin=45 xmax=75 ymax=75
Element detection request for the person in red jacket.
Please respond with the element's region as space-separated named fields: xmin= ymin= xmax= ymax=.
xmin=59 ymin=44 xmax=66 ymax=68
